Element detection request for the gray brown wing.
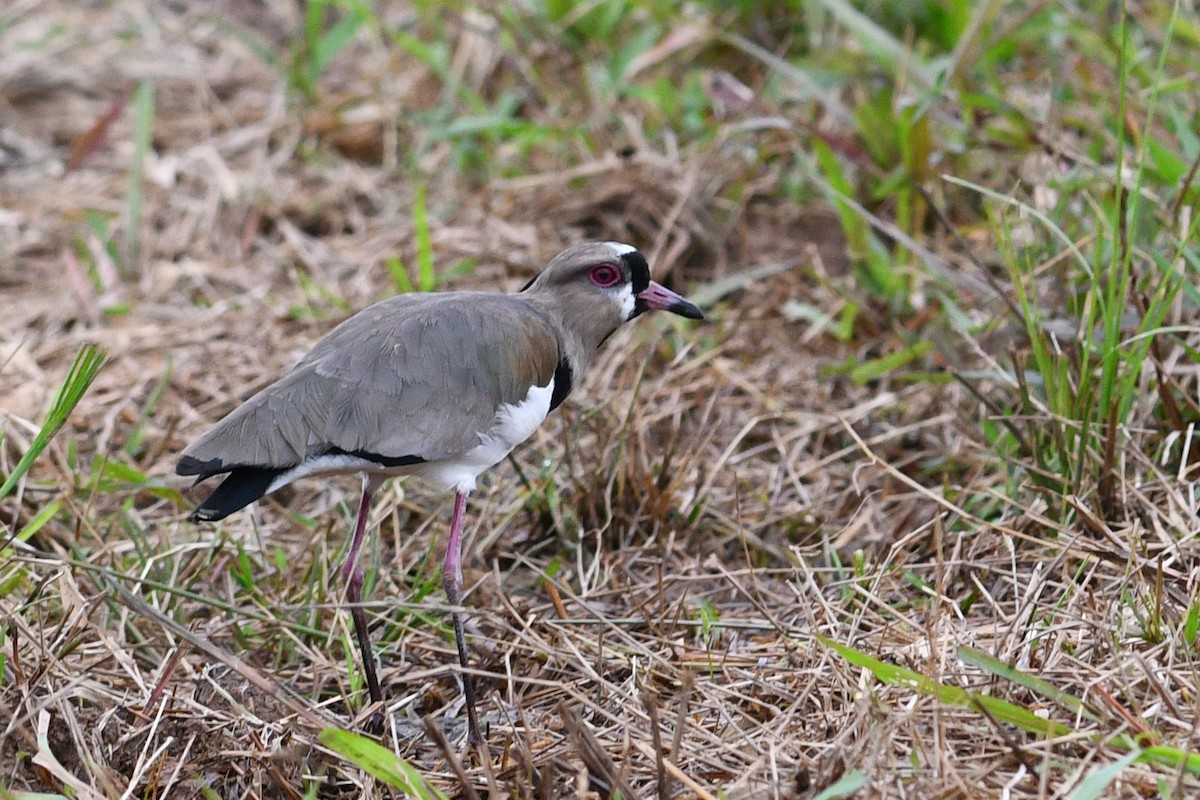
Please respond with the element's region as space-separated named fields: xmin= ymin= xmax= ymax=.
xmin=178 ymin=293 xmax=560 ymax=475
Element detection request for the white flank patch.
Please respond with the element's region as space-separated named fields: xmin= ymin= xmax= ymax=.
xmin=266 ymin=453 xmax=383 ymax=495
xmin=603 ymin=241 xmax=638 ymax=255
xmin=417 ymin=379 xmax=554 ymax=493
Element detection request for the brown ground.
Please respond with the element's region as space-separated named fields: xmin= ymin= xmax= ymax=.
xmin=2 ymin=2 xmax=1198 ymax=799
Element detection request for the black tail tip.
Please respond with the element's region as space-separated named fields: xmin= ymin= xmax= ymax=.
xmin=184 ymin=465 xmax=284 ymax=524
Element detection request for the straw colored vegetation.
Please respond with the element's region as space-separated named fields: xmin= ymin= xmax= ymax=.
xmin=3 ymin=1 xmax=1199 ymax=797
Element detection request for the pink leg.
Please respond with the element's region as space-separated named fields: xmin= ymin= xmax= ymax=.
xmin=342 ymin=475 xmax=384 ymax=712
xmin=442 ymin=490 xmax=482 ymax=745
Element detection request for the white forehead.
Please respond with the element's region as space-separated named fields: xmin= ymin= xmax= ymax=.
xmin=602 ymin=241 xmax=638 ymax=256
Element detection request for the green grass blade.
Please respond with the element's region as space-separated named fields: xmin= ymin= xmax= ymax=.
xmin=825 ymin=638 xmax=1200 ymax=776
xmin=0 ymin=343 xmax=107 ymax=502
xmin=391 ymin=30 xmax=486 ymax=115
xmin=1066 ymin=750 xmax=1142 ymax=800
xmin=386 ymin=255 xmax=414 ymax=294
xmin=124 ymin=79 xmax=154 ymax=277
xmin=967 ymin=693 xmax=1073 ymax=738
xmin=818 ymin=636 xmax=1073 ymax=737
xmin=713 ymin=29 xmax=830 ymax=107
xmin=958 ymin=646 xmax=1096 ymax=721
xmin=812 ymin=138 xmax=870 ymax=261
xmin=1137 ymin=744 xmax=1200 ymax=775
xmin=312 ymin=3 xmax=366 ymax=79
xmin=942 ymin=174 xmax=1094 ymax=279
xmin=810 ymin=0 xmax=935 ymax=89
xmin=317 ymin=728 xmax=448 ymax=798
xmin=4 ymin=498 xmax=62 ymax=555
xmin=413 ymin=185 xmax=434 ymax=292
xmin=849 ymin=342 xmax=931 ymax=384
xmin=1185 ymin=596 xmax=1200 ymax=646
xmin=813 ymin=770 xmax=869 ymax=799
xmin=0 ymin=498 xmax=61 ymax=596
xmin=123 ymin=357 xmax=172 ymax=457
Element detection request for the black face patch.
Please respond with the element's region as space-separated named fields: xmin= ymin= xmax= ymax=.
xmin=620 ymin=250 xmax=651 ymax=294
xmin=621 ymin=250 xmax=652 ymax=319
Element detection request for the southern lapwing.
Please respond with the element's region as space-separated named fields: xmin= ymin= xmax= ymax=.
xmin=176 ymin=242 xmax=703 ymax=744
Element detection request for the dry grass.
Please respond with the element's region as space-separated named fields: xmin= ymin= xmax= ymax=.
xmin=3 ymin=2 xmax=1200 ymax=798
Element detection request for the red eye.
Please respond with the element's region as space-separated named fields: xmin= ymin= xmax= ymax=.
xmin=589 ymin=264 xmax=621 ymax=287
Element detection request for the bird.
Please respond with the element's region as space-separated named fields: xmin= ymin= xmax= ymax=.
xmin=176 ymin=241 xmax=703 ymax=745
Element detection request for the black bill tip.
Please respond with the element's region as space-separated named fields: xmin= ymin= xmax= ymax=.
xmin=667 ymin=298 xmax=704 ymax=320
xmin=636 ymin=280 xmax=705 ymax=321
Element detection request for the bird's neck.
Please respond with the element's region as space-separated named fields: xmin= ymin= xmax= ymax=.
xmin=523 ymin=294 xmax=618 ymax=378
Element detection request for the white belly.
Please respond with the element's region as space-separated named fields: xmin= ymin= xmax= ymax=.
xmin=414 ymin=379 xmax=553 ymax=493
